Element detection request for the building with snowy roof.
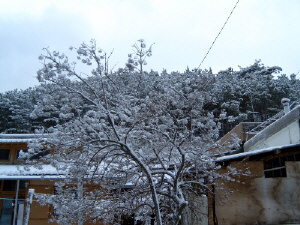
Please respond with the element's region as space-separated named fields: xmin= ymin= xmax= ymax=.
xmin=2 ymin=99 xmax=300 ymax=225
xmin=0 ymin=134 xmax=62 ymax=225
xmin=0 ymin=134 xmax=127 ymax=225
xmin=212 ymin=99 xmax=300 ymax=225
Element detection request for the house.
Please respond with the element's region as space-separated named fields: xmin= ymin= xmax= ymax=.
xmin=2 ymin=98 xmax=300 ymax=225
xmin=212 ymin=99 xmax=300 ymax=225
xmin=0 ymin=134 xmax=62 ymax=225
xmin=0 ymin=134 xmax=132 ymax=225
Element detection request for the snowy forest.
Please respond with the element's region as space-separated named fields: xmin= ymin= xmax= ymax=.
xmin=2 ymin=40 xmax=300 ymax=225
xmin=1 ymin=43 xmax=299 ymax=135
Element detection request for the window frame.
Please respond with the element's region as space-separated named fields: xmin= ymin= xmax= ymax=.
xmin=264 ymin=153 xmax=300 ymax=178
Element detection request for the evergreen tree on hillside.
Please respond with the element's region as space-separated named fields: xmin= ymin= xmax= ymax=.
xmin=1 ymin=60 xmax=300 ymax=136
xmin=0 ymin=88 xmax=39 ymax=133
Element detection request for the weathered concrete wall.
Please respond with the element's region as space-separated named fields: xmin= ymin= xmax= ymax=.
xmin=182 ymin=192 xmax=208 ymax=225
xmin=215 ymin=161 xmax=300 ymax=225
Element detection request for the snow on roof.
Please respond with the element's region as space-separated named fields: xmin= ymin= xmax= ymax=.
xmin=0 ymin=134 xmax=44 ymax=139
xmin=0 ymin=164 xmax=65 ymax=180
xmin=0 ymin=139 xmax=35 ymax=143
xmin=216 ymin=143 xmax=300 ymax=162
xmin=0 ymin=164 xmax=108 ymax=180
xmin=0 ymin=134 xmax=47 ymax=143
xmin=0 ymin=175 xmax=65 ymax=180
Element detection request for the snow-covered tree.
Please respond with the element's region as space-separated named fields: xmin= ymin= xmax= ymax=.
xmin=23 ymin=40 xmax=231 ymax=225
xmin=0 ymin=88 xmax=39 ymax=133
xmin=126 ymin=39 xmax=154 ymax=74
xmin=2 ymin=57 xmax=299 ymax=138
xmin=211 ymin=60 xmax=299 ymax=135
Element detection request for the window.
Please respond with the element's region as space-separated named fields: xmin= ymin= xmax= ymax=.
xmin=0 ymin=199 xmax=24 ymax=225
xmin=264 ymin=153 xmax=300 ymax=178
xmin=0 ymin=180 xmax=27 ymax=191
xmin=3 ymin=180 xmax=17 ymax=191
xmin=0 ymin=149 xmax=10 ymax=160
xmin=264 ymin=157 xmax=287 ymax=178
xmin=0 ymin=198 xmax=13 ymax=224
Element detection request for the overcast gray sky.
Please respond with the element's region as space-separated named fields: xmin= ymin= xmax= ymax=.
xmin=1 ymin=0 xmax=300 ymax=92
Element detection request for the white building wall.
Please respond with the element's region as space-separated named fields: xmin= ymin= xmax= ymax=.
xmin=249 ymin=121 xmax=300 ymax=151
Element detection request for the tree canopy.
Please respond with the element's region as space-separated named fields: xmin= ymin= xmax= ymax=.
xmin=2 ymin=40 xmax=300 ymax=224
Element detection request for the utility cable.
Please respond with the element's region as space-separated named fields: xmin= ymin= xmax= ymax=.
xmin=197 ymin=0 xmax=240 ymax=70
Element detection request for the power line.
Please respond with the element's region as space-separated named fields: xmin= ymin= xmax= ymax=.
xmin=197 ymin=0 xmax=240 ymax=70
